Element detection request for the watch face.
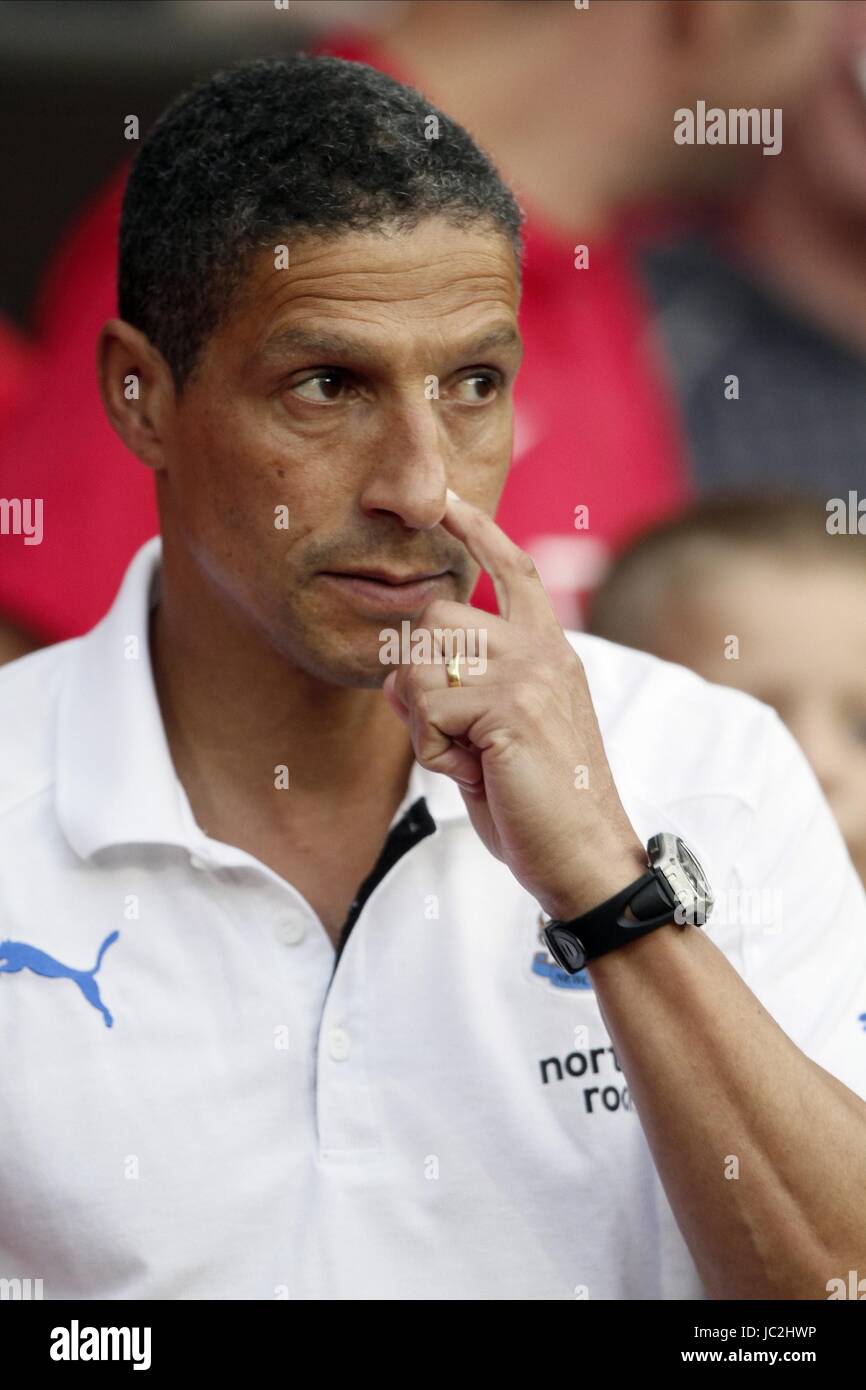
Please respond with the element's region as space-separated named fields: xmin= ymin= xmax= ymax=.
xmin=648 ymin=833 xmax=713 ymax=926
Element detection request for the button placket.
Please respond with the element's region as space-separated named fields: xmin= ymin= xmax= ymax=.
xmin=313 ymin=800 xmax=440 ymax=1159
xmin=316 ymin=947 xmax=381 ymax=1159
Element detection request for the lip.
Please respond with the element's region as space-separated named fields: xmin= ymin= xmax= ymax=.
xmin=326 ymin=567 xmax=449 ymax=584
xmin=320 ymin=569 xmax=451 ymax=612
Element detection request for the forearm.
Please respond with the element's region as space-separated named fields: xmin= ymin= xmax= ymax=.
xmin=587 ymin=921 xmax=866 ymax=1299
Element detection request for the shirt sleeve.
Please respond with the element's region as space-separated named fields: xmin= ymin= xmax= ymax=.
xmin=732 ymin=705 xmax=866 ymax=1098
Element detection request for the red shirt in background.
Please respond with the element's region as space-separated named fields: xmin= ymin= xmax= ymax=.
xmin=0 ymin=318 xmax=34 ymax=434
xmin=0 ymin=34 xmax=688 ymax=642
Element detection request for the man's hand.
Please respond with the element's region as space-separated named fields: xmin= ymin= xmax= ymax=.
xmin=389 ymin=495 xmax=866 ymax=1302
xmin=382 ymin=490 xmax=646 ymax=920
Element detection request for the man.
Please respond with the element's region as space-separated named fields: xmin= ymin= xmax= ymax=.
xmin=0 ymin=0 xmax=832 ymax=659
xmin=1 ymin=55 xmax=866 ymax=1301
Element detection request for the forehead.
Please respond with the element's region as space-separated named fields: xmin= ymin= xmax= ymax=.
xmin=224 ymin=217 xmax=521 ymax=366
xmin=690 ymin=558 xmax=866 ymax=681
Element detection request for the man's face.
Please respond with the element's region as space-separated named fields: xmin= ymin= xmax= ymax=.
xmin=655 ymin=557 xmax=866 ymax=886
xmin=156 ymin=216 xmax=522 ymax=686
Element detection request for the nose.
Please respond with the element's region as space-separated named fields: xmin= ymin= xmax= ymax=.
xmin=359 ymin=395 xmax=449 ymax=532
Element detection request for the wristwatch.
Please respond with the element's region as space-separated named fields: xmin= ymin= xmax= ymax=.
xmin=542 ymin=832 xmax=713 ymax=973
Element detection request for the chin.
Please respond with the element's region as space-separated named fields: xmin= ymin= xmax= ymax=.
xmin=293 ymin=638 xmax=394 ymax=690
xmin=325 ymin=665 xmax=394 ymax=691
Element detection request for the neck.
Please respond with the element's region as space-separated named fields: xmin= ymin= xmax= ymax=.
xmin=729 ymin=159 xmax=866 ymax=357
xmin=149 ymin=539 xmax=416 ymax=843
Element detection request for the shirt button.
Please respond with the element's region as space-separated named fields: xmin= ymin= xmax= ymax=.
xmin=328 ymin=1027 xmax=351 ymax=1061
xmin=273 ymin=917 xmax=306 ymax=947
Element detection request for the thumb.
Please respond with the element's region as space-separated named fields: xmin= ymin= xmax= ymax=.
xmin=382 ymin=670 xmax=410 ymax=725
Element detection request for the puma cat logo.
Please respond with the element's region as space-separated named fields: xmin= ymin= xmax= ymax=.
xmin=0 ymin=931 xmax=119 ymax=1027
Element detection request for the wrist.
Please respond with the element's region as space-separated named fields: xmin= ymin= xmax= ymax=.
xmin=539 ymin=841 xmax=649 ymax=922
xmin=541 ymin=830 xmax=713 ymax=977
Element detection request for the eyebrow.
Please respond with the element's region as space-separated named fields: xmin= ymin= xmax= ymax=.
xmin=255 ymin=323 xmax=523 ymax=366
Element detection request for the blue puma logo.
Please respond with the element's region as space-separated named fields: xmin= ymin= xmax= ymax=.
xmin=0 ymin=931 xmax=119 ymax=1027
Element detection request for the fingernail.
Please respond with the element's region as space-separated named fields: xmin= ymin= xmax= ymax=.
xmin=446 ymin=487 xmax=461 ymax=501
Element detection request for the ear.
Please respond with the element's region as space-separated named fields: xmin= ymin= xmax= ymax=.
xmin=96 ymin=318 xmax=176 ymax=471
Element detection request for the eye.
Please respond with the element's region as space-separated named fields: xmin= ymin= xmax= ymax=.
xmin=289 ymin=370 xmax=351 ymax=403
xmin=452 ymin=372 xmax=500 ymax=404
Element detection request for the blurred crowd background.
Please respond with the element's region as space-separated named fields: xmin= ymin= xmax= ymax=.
xmin=1 ymin=0 xmax=865 ymax=883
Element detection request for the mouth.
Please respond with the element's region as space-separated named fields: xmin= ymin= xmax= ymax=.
xmin=319 ymin=567 xmax=452 ymax=612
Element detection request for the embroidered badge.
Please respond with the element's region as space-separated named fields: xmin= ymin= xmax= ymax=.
xmin=531 ymin=913 xmax=593 ymax=991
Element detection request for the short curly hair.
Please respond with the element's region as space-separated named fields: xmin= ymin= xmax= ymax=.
xmin=118 ymin=54 xmax=525 ymax=395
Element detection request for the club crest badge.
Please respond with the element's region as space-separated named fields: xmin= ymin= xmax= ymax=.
xmin=531 ymin=912 xmax=593 ymax=991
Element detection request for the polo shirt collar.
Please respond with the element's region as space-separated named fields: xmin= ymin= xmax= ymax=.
xmin=56 ymin=536 xmax=468 ymax=862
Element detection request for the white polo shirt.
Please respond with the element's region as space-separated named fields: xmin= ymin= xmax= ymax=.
xmin=2 ymin=535 xmax=866 ymax=1301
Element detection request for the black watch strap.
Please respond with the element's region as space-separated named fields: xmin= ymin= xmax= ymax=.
xmin=543 ymin=869 xmax=678 ymax=973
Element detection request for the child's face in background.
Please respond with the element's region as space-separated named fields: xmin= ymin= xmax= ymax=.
xmin=654 ymin=556 xmax=866 ymax=887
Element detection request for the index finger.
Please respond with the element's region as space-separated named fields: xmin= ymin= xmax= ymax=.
xmin=440 ymin=488 xmax=557 ymax=626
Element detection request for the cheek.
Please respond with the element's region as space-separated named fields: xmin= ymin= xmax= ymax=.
xmin=450 ymin=434 xmax=510 ymax=504
xmin=173 ymin=403 xmax=287 ymax=514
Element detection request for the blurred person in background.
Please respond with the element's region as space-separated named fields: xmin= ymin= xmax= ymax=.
xmin=0 ymin=317 xmax=32 ymax=429
xmin=0 ymin=314 xmax=34 ymax=661
xmin=587 ymin=493 xmax=866 ymax=888
xmin=639 ymin=0 xmax=866 ymax=497
xmin=0 ymin=0 xmax=831 ymax=664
